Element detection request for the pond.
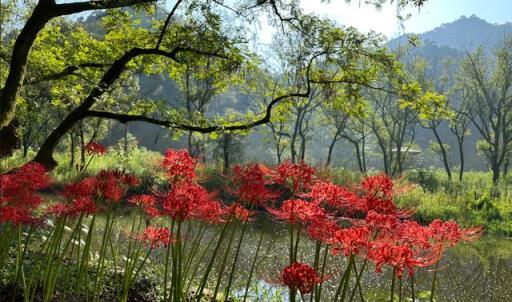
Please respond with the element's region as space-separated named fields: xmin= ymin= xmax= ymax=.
xmin=42 ymin=214 xmax=512 ymax=302
xmin=229 ymin=233 xmax=512 ymax=302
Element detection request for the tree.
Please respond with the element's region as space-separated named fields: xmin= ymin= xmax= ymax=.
xmin=1 ymin=0 xmax=429 ymax=170
xmin=459 ymin=36 xmax=512 ymax=183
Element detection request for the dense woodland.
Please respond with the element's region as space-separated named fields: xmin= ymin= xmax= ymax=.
xmin=0 ymin=1 xmax=512 ymax=301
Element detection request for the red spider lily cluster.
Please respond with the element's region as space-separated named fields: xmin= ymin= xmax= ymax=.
xmin=281 ymin=262 xmax=322 ymax=294
xmin=84 ymin=142 xmax=107 ymax=156
xmin=0 ymin=148 xmax=482 ymax=302
xmin=134 ymin=226 xmax=173 ymax=249
xmin=226 ymin=163 xmax=281 ymax=205
xmin=162 ymin=149 xmax=197 ymax=183
xmin=0 ymin=162 xmax=51 ymax=225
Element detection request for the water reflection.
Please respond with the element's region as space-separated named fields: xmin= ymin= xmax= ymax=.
xmin=241 ymin=232 xmax=512 ymax=301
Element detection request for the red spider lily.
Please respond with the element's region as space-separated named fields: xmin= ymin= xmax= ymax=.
xmin=162 ymin=149 xmax=197 ymax=183
xmin=394 ymin=220 xmax=435 ymax=249
xmin=275 ymin=160 xmax=316 ymax=193
xmin=428 ymin=219 xmax=483 ymax=246
xmin=134 ymin=226 xmax=173 ymax=249
xmin=193 ymin=197 xmax=225 ymax=224
xmin=227 ymin=164 xmax=281 ymax=205
xmin=225 ymin=202 xmax=252 ymax=222
xmin=306 ymin=217 xmax=340 ymax=244
xmin=302 ymin=181 xmax=364 ymax=212
xmin=45 ymin=203 xmax=72 ymax=217
xmin=267 ymin=199 xmax=326 ymax=225
xmin=129 ymin=194 xmax=160 ymax=218
xmin=0 ymin=206 xmax=39 ymax=225
xmin=162 ymin=182 xmax=223 ymax=223
xmin=0 ymin=163 xmax=50 ymax=225
xmin=94 ymin=170 xmax=140 ymax=202
xmin=0 ymin=162 xmax=50 ymax=208
xmin=280 ymin=262 xmax=323 ymax=294
xmin=62 ymin=177 xmax=97 ymax=199
xmin=332 ymin=226 xmax=371 ymax=257
xmin=362 ymin=195 xmax=397 ymax=215
xmin=84 ymin=142 xmax=107 ymax=155
xmin=367 ymin=242 xmax=440 ymax=278
xmin=70 ymin=197 xmax=97 ymax=216
xmin=45 ymin=197 xmax=97 ymax=218
xmin=362 ymin=174 xmax=394 ymax=199
xmin=365 ymin=210 xmax=399 ymax=233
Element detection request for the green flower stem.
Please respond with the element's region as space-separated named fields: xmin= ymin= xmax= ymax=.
xmin=333 ymin=254 xmax=355 ymax=302
xmin=242 ymin=230 xmax=264 ymax=302
xmin=163 ymin=218 xmax=175 ymax=301
xmin=390 ymin=270 xmax=396 ymax=302
xmin=212 ymin=224 xmax=237 ymax=300
xmin=430 ymin=260 xmax=440 ymax=302
xmin=348 ymin=258 xmax=368 ymax=302
xmin=182 ymin=223 xmax=207 ymax=279
xmin=315 ymin=245 xmax=329 ymax=302
xmin=185 ymin=226 xmax=221 ymax=295
xmin=411 ymin=273 xmax=416 ymax=302
xmin=310 ymin=241 xmax=322 ymax=302
xmin=195 ymin=217 xmax=232 ymax=300
xmin=224 ymin=220 xmax=248 ymax=300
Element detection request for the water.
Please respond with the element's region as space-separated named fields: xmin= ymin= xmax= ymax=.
xmin=232 ymin=230 xmax=512 ymax=302
xmin=86 ymin=215 xmax=512 ymax=301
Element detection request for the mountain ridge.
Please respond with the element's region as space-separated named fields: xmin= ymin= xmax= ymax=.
xmin=391 ymin=15 xmax=512 ymax=51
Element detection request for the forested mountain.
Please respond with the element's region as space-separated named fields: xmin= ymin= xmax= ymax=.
xmin=69 ymin=13 xmax=510 ymax=172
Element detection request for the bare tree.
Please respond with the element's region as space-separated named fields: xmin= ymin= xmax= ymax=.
xmin=460 ymin=36 xmax=512 ymax=183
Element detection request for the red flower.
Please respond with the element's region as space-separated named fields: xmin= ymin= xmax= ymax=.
xmin=45 ymin=197 xmax=96 ymax=218
xmin=362 ymin=174 xmax=394 ymax=199
xmin=303 ymin=181 xmax=364 ymax=212
xmin=135 ymin=226 xmax=173 ymax=248
xmin=227 ymin=164 xmax=281 ymax=205
xmin=84 ymin=142 xmax=107 ymax=155
xmin=428 ymin=219 xmax=482 ymax=246
xmin=162 ymin=149 xmax=197 ymax=183
xmin=275 ymin=160 xmax=316 ymax=193
xmin=45 ymin=202 xmax=72 ymax=217
xmin=267 ymin=199 xmax=326 ymax=225
xmin=129 ymin=194 xmax=160 ymax=217
xmin=0 ymin=206 xmax=38 ymax=225
xmin=332 ymin=227 xmax=371 ymax=257
xmin=70 ymin=197 xmax=97 ymax=216
xmin=226 ymin=202 xmax=252 ymax=222
xmin=94 ymin=170 xmax=140 ymax=202
xmin=367 ymin=242 xmax=439 ymax=278
xmin=162 ymin=182 xmax=223 ymax=223
xmin=394 ymin=220 xmax=434 ymax=249
xmin=62 ymin=177 xmax=97 ymax=199
xmin=0 ymin=163 xmax=50 ymax=225
xmin=306 ymin=217 xmax=339 ymax=244
xmin=365 ymin=210 xmax=399 ymax=233
xmin=280 ymin=262 xmax=322 ymax=294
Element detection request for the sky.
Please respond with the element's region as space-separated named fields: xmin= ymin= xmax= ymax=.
xmin=300 ymin=0 xmax=512 ymax=38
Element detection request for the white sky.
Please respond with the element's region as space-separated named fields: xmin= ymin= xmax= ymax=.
xmin=256 ymin=0 xmax=512 ymax=43
xmin=305 ymin=0 xmax=511 ymax=35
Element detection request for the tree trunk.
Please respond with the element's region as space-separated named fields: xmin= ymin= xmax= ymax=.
xmin=69 ymin=131 xmax=75 ymax=167
xmin=34 ymin=47 xmax=145 ymax=169
xmin=325 ymin=133 xmax=340 ymax=167
xmin=0 ymin=1 xmax=54 ymax=128
xmin=222 ymin=134 xmax=231 ymax=174
xmin=123 ymin=123 xmax=129 ymax=155
xmin=492 ymin=162 xmax=500 ymax=184
xmin=79 ymin=123 xmax=86 ymax=169
xmin=432 ymin=125 xmax=452 ymax=180
xmin=458 ymin=143 xmax=465 ymax=181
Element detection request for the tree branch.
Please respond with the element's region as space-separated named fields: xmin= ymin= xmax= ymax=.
xmin=54 ymin=0 xmax=157 ymax=16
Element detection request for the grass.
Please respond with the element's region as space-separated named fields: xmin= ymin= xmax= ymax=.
xmin=3 ymin=147 xmax=512 ymax=236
